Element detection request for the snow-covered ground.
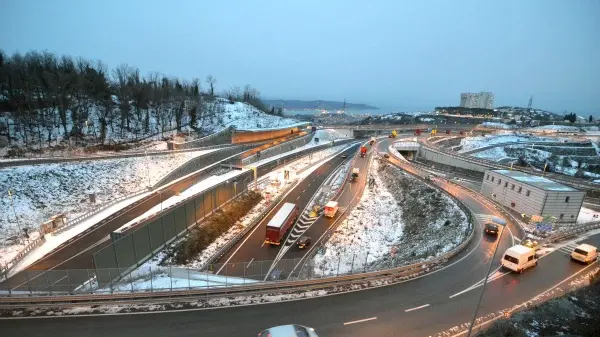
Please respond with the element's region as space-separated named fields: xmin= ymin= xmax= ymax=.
xmin=312 ymin=158 xmax=469 ymax=277
xmin=478 ymin=122 xmax=515 ymax=129
xmin=7 ymin=192 xmax=150 ymax=277
xmin=204 ymin=102 xmax=299 ymax=131
xmin=123 ymin=142 xmax=355 ymax=275
xmin=92 ymin=256 xmax=259 ymax=293
xmin=459 ymin=134 xmax=556 ymax=154
xmin=313 ymin=159 xmax=403 ymax=276
xmin=576 ymin=207 xmax=600 ymax=224
xmin=525 ymin=125 xmax=580 ymax=132
xmin=0 ymin=148 xmax=218 ymax=267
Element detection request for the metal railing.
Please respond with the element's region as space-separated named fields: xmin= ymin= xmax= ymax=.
xmin=419 ymin=139 xmax=599 ymax=190
xmin=0 ymin=236 xmax=47 ymax=281
xmin=541 ymin=220 xmax=600 ymax=245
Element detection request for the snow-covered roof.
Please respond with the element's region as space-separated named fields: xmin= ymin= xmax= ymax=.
xmin=266 ymin=202 xmax=297 ymax=228
xmin=491 ymin=169 xmax=580 ymax=192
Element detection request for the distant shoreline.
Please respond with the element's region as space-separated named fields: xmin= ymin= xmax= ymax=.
xmin=263 ymin=99 xmax=379 ymax=111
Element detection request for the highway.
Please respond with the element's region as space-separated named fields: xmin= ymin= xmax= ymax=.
xmin=1 ymin=137 xmax=598 ymax=337
xmin=213 ymin=142 xmax=366 ymax=280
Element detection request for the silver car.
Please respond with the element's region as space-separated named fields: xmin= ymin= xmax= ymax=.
xmin=258 ymin=324 xmax=319 ymax=337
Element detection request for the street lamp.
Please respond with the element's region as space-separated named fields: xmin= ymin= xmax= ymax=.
xmin=466 ymin=217 xmax=507 ymax=337
xmin=7 ymin=189 xmax=25 ymax=245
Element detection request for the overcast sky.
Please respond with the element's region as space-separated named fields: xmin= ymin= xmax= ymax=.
xmin=1 ymin=0 xmax=599 ymax=114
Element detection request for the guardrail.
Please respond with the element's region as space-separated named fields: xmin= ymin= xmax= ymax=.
xmin=0 ymin=215 xmax=475 ymax=306
xmin=0 ymin=139 xmax=480 ymax=305
xmin=419 ymin=139 xmax=599 ymax=191
xmin=241 ymin=133 xmax=315 ymax=166
xmin=541 ymin=220 xmax=600 ymax=245
xmin=0 ymin=236 xmax=46 ymax=281
xmin=171 ymin=127 xmax=234 ymax=150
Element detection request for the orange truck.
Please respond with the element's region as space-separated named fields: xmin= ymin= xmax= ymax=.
xmin=360 ymin=146 xmax=367 ymax=157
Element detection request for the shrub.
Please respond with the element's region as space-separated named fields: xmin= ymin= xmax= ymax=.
xmin=172 ymin=191 xmax=262 ymax=264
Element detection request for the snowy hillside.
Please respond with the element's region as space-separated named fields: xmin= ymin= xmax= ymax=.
xmin=459 ymin=134 xmax=555 ymax=154
xmin=203 ymin=101 xmax=300 ymax=131
xmin=1 ymin=100 xmax=300 ymax=156
xmin=0 ymin=149 xmax=217 ymax=254
xmin=526 ymin=125 xmax=580 ymax=132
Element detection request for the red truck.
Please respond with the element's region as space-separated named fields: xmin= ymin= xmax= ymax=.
xmin=264 ymin=202 xmax=299 ymax=245
xmin=414 ymin=129 xmax=422 ymax=136
xmin=360 ymin=146 xmax=367 ymax=157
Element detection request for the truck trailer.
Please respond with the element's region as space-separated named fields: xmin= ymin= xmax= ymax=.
xmin=264 ymin=203 xmax=299 ymax=245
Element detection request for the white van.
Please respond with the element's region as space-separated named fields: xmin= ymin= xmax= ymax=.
xmin=570 ymin=244 xmax=598 ymax=264
xmin=501 ymin=245 xmax=538 ymax=273
xmin=323 ymin=201 xmax=339 ymax=218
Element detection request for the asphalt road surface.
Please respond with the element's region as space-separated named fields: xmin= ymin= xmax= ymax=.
xmin=213 ymin=142 xmax=363 ymax=280
xmin=2 ymin=138 xmax=598 ymax=337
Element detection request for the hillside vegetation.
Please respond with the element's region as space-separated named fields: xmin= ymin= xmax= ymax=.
xmin=0 ymin=50 xmax=291 ymax=153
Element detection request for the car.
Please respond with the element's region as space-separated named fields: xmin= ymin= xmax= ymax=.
xmin=522 ymin=238 xmax=539 ymax=250
xmin=268 ymin=269 xmax=285 ymax=281
xmin=570 ymin=243 xmax=598 ymax=264
xmin=383 ymin=153 xmax=390 ymax=158
xmin=259 ymin=324 xmax=319 ymax=337
xmin=297 ymin=236 xmax=312 ymax=249
xmin=484 ymin=223 xmax=499 ymax=235
xmin=341 ymin=154 xmax=348 ymax=158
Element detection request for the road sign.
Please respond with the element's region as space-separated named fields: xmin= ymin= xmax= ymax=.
xmin=536 ymin=223 xmax=553 ymax=232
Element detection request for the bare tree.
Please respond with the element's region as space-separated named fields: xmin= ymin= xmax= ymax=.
xmin=206 ymin=75 xmax=216 ymax=97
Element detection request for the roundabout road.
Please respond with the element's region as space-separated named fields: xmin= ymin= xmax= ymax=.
xmin=1 ymin=139 xmax=597 ymax=337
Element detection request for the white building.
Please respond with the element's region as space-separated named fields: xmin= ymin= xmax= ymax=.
xmin=480 ymin=170 xmax=585 ymax=223
xmin=460 ymin=92 xmax=494 ymax=109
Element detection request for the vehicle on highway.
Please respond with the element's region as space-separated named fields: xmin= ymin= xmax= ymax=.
xmin=445 ymin=129 xmax=451 ymax=134
xmin=414 ymin=129 xmax=422 ymax=136
xmin=389 ymin=129 xmax=397 ymax=138
xmin=265 ymin=203 xmax=299 ymax=246
xmin=360 ymin=146 xmax=367 ymax=157
xmin=259 ymin=324 xmax=319 ymax=337
xmin=341 ymin=154 xmax=348 ymax=158
xmin=501 ymin=244 xmax=538 ymax=273
xmin=324 ymin=200 xmax=339 ymax=218
xmin=383 ymin=153 xmax=390 ymax=158
xmin=351 ymin=168 xmax=360 ymax=182
xmin=522 ymin=238 xmax=540 ymax=250
xmin=570 ymin=243 xmax=598 ymax=264
xmin=297 ymin=236 xmax=312 ymax=249
xmin=484 ymin=222 xmax=499 ymax=235
xmin=369 ymin=137 xmax=376 ymax=145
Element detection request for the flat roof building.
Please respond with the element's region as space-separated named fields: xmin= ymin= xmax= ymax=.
xmin=480 ymin=169 xmax=585 ymax=223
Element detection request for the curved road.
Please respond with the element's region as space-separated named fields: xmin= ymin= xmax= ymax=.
xmin=1 ymin=139 xmax=597 ymax=337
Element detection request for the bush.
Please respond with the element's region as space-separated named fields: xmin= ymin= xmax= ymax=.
xmin=172 ymin=191 xmax=262 ymax=264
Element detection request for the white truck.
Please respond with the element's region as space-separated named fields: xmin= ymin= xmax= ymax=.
xmin=501 ymin=244 xmax=538 ymax=273
xmin=323 ymin=201 xmax=339 ymax=218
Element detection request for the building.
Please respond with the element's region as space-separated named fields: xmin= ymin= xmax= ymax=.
xmin=460 ymin=92 xmax=495 ymax=109
xmin=480 ymin=169 xmax=585 ymax=223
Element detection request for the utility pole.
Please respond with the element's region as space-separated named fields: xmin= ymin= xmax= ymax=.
xmin=8 ymin=189 xmax=25 ymax=245
xmin=466 ymin=224 xmax=505 ymax=337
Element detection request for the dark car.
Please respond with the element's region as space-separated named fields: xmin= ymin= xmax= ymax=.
xmin=298 ymin=236 xmax=312 ymax=249
xmin=485 ymin=223 xmax=499 ymax=235
xmin=269 ymin=269 xmax=285 ymax=281
xmin=383 ymin=153 xmax=390 ymax=158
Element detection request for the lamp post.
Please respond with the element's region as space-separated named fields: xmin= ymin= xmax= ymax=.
xmin=466 ymin=219 xmax=506 ymax=337
xmin=8 ymin=189 xmax=25 ymax=245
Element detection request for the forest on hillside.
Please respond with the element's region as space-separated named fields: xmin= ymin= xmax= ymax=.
xmin=0 ymin=50 xmax=282 ymax=150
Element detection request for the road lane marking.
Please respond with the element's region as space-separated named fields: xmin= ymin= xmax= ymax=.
xmin=296 ymin=196 xmax=300 ymax=200
xmin=445 ymin=260 xmax=599 ymax=337
xmin=343 ymin=317 xmax=377 ymax=325
xmin=405 ymin=304 xmax=430 ymax=312
xmin=247 ymin=258 xmax=254 ymax=267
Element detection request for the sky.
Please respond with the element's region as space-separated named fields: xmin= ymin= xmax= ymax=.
xmin=1 ymin=0 xmax=599 ymax=115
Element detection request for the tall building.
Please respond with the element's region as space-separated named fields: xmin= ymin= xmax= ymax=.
xmin=459 ymin=92 xmax=494 ymax=109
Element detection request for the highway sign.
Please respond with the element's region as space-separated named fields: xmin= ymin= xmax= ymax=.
xmin=536 ymin=223 xmax=553 ymax=232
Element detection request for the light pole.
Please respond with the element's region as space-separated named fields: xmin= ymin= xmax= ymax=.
xmin=466 ymin=219 xmax=506 ymax=337
xmin=8 ymin=189 xmax=25 ymax=245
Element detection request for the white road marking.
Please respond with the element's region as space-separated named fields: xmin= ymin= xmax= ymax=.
xmin=247 ymin=258 xmax=254 ymax=267
xmin=343 ymin=317 xmax=377 ymax=325
xmin=296 ymin=196 xmax=300 ymax=200
xmin=405 ymin=304 xmax=430 ymax=312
